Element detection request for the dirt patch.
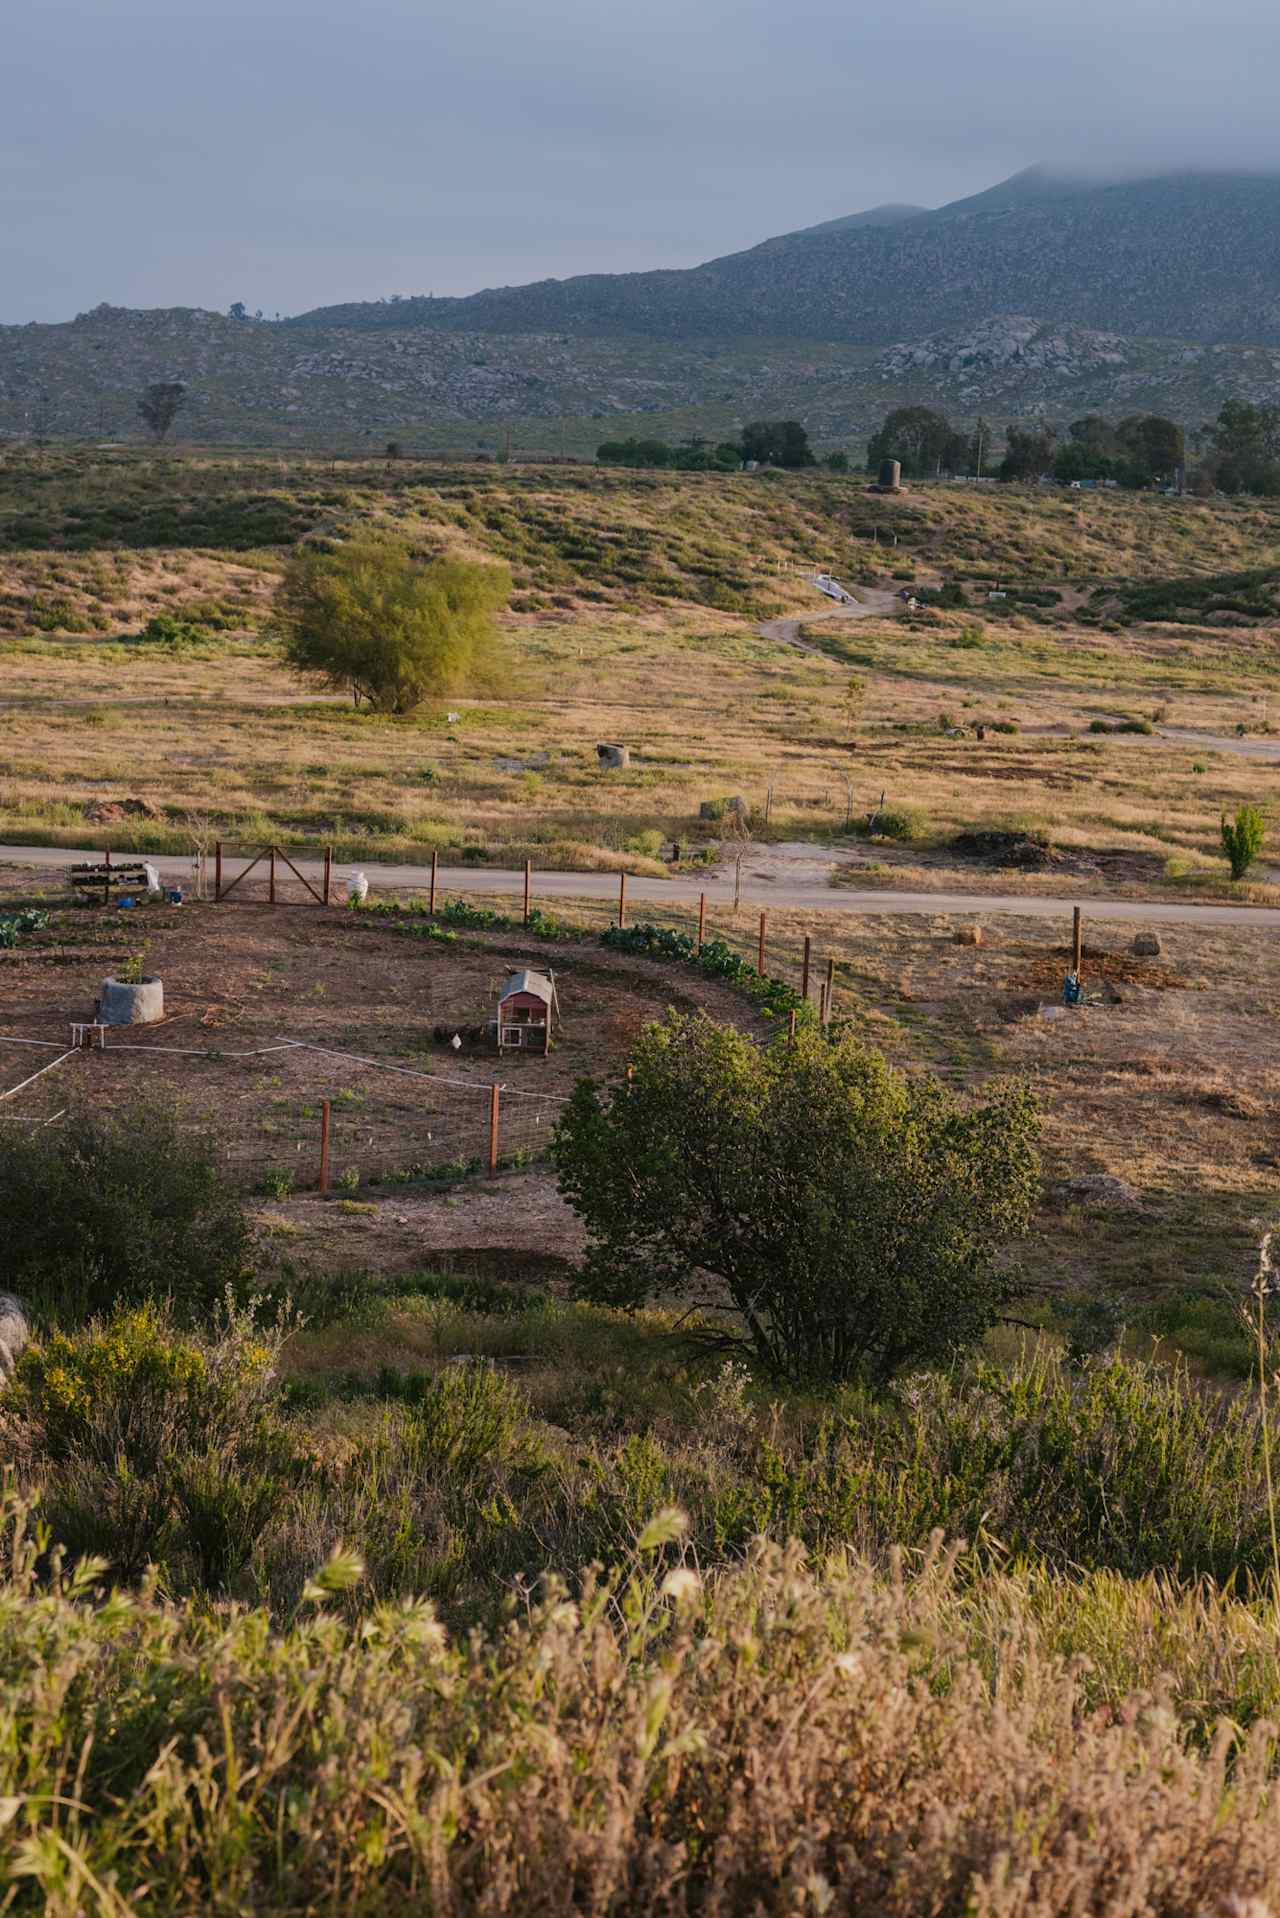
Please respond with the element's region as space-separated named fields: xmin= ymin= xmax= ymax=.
xmin=1005 ymin=941 xmax=1196 ymax=995
xmin=951 ymin=829 xmax=1060 ymax=871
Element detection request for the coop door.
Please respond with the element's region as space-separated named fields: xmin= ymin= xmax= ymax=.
xmin=501 ymin=1026 xmax=524 ymax=1047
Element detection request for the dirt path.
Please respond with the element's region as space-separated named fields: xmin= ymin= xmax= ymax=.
xmin=757 ymin=583 xmax=902 ymax=654
xmin=7 ymin=843 xmax=1280 ymax=927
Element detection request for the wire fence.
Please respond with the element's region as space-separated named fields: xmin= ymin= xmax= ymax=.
xmin=0 ymin=1035 xmax=566 ymax=1196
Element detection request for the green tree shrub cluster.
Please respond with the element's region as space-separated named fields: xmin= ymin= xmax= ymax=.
xmin=0 ymin=1103 xmax=251 ymax=1326
xmin=274 ymin=537 xmax=511 ymax=714
xmin=552 ymin=1013 xmax=1040 ymax=1385
xmin=1221 ymin=802 xmax=1267 ymax=879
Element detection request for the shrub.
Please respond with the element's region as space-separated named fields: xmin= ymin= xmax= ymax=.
xmin=273 ymin=538 xmax=511 ymax=714
xmin=6 ymin=1303 xmax=297 ymax=1586
xmin=866 ymin=804 xmax=928 ymax=841
xmin=552 ymin=1013 xmax=1040 ymax=1385
xmin=0 ymin=1102 xmax=251 ymax=1325
xmin=135 ymin=611 xmax=209 ymax=649
xmin=1221 ymin=802 xmax=1266 ymax=880
xmin=625 ymin=828 xmax=665 ymax=859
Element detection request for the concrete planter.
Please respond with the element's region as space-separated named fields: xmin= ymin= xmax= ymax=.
xmin=99 ymin=976 xmax=164 ymax=1025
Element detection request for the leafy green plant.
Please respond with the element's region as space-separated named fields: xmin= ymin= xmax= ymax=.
xmin=8 ymin=1302 xmax=297 ymax=1586
xmin=0 ymin=907 xmax=48 ymax=950
xmin=1221 ymin=802 xmax=1266 ymax=880
xmin=552 ymin=1012 xmax=1040 ymax=1385
xmin=0 ymin=1101 xmax=251 ymax=1325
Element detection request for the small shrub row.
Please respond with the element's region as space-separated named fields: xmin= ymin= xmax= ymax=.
xmin=599 ymin=922 xmax=809 ymax=1022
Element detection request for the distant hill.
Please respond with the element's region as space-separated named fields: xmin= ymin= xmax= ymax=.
xmin=8 ymin=167 xmax=1280 ymax=450
xmin=290 ymin=169 xmax=1280 ymax=347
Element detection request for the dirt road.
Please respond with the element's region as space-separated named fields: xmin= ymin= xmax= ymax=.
xmin=757 ymin=584 xmax=903 ymax=654
xmin=5 ymin=844 xmax=1280 ymax=928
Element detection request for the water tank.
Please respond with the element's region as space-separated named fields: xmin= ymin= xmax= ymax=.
xmin=878 ymin=459 xmax=902 ymax=491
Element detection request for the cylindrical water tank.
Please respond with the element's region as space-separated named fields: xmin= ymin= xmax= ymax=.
xmin=878 ymin=458 xmax=902 ymax=491
xmin=98 ymin=976 xmax=165 ymax=1025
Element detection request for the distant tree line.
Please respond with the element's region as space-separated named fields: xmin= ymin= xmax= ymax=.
xmin=864 ymin=400 xmax=1280 ymax=496
xmin=597 ymin=420 xmax=848 ymax=472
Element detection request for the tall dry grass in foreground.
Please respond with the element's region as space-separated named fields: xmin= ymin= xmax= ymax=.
xmin=4 ymin=1488 xmax=1280 ymax=1916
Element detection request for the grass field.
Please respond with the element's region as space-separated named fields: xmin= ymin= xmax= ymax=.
xmin=3 ymin=448 xmax=1280 ymax=890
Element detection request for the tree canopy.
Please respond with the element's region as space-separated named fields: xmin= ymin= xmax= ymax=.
xmin=273 ymin=537 xmax=510 ymax=714
xmin=552 ymin=1011 xmax=1040 ymax=1386
xmin=1204 ymin=401 xmax=1280 ymax=495
xmin=137 ymin=382 xmax=187 ymax=442
xmin=739 ymin=419 xmax=815 ymax=468
xmin=866 ymin=407 xmax=970 ymax=479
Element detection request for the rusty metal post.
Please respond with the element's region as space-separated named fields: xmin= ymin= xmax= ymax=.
xmin=697 ymin=891 xmax=706 ymax=952
xmin=214 ymin=840 xmax=222 ymax=902
xmin=801 ymin=934 xmax=812 ymax=1004
xmin=488 ymin=1083 xmax=500 ymax=1175
xmin=758 ymin=910 xmax=767 ymax=975
xmin=319 ymin=1100 xmax=331 ymax=1194
xmin=269 ymin=845 xmax=277 ymax=905
xmin=323 ymin=846 xmax=332 ymax=906
xmin=430 ymin=848 xmax=438 ymax=915
xmin=618 ymin=870 xmax=627 ymax=929
xmin=1072 ymin=906 xmax=1083 ymax=976
xmin=524 ymin=858 xmax=531 ymax=926
xmin=824 ymin=956 xmax=835 ymax=1026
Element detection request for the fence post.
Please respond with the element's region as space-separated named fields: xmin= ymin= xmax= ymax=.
xmin=524 ymin=858 xmax=532 ymax=926
xmin=214 ymin=840 xmax=222 ymax=902
xmin=319 ymin=1099 xmax=331 ymax=1194
xmin=323 ymin=846 xmax=332 ymax=906
xmin=788 ymin=1009 xmax=798 ymax=1046
xmin=1072 ymin=906 xmax=1083 ymax=976
xmin=824 ymin=956 xmax=835 ymax=1026
xmin=697 ymin=891 xmax=706 ymax=952
xmin=489 ymin=1083 xmax=500 ymax=1175
xmin=801 ymin=935 xmax=812 ymax=1004
xmin=757 ymin=910 xmax=767 ymax=974
xmin=430 ymin=848 xmax=438 ymax=916
xmin=269 ymin=845 xmax=277 ymax=905
xmin=618 ymin=870 xmax=627 ymax=929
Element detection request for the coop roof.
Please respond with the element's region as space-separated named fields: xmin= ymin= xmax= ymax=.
xmin=499 ymin=969 xmax=554 ymax=1006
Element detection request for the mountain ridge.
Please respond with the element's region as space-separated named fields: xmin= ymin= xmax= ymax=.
xmin=286 ymin=167 xmax=1280 ymax=348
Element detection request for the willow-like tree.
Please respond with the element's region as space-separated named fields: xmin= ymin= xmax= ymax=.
xmin=274 ymin=538 xmax=511 ymax=713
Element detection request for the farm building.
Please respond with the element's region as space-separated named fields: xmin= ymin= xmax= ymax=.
xmin=496 ymin=969 xmax=557 ymax=1054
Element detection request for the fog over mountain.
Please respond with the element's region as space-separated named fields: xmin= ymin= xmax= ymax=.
xmin=5 ymin=0 xmax=1280 ymax=323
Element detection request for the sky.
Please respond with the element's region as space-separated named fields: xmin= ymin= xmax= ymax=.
xmin=4 ymin=0 xmax=1280 ymax=325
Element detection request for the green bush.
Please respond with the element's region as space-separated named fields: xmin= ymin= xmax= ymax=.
xmin=7 ymin=1303 xmax=298 ymax=1587
xmin=0 ymin=1102 xmax=251 ymax=1325
xmin=136 ymin=611 xmax=209 ymax=649
xmin=867 ymin=804 xmax=929 ymax=841
xmin=552 ymin=1013 xmax=1040 ymax=1385
xmin=1221 ymin=802 xmax=1266 ymax=880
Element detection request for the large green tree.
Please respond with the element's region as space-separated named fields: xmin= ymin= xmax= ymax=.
xmin=552 ymin=1012 xmax=1040 ymax=1386
xmin=1206 ymin=401 xmax=1280 ymax=495
xmin=866 ymin=407 xmax=966 ymax=479
xmin=740 ymin=419 xmax=815 ymax=468
xmin=274 ymin=538 xmax=510 ymax=713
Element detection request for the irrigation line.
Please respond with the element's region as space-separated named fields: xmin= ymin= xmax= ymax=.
xmin=0 ymin=1050 xmax=76 ymax=1103
xmin=287 ymin=1040 xmax=499 ymax=1094
xmin=97 ymin=1041 xmax=301 ymax=1059
xmin=0 ymin=1037 xmax=70 ymax=1050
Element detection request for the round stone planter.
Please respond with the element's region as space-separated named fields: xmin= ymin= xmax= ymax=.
xmin=98 ymin=975 xmax=164 ymax=1026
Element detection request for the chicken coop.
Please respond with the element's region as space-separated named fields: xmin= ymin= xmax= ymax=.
xmin=496 ymin=969 xmax=558 ymax=1054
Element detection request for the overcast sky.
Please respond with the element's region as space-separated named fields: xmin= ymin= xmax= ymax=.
xmin=5 ymin=0 xmax=1280 ymax=325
